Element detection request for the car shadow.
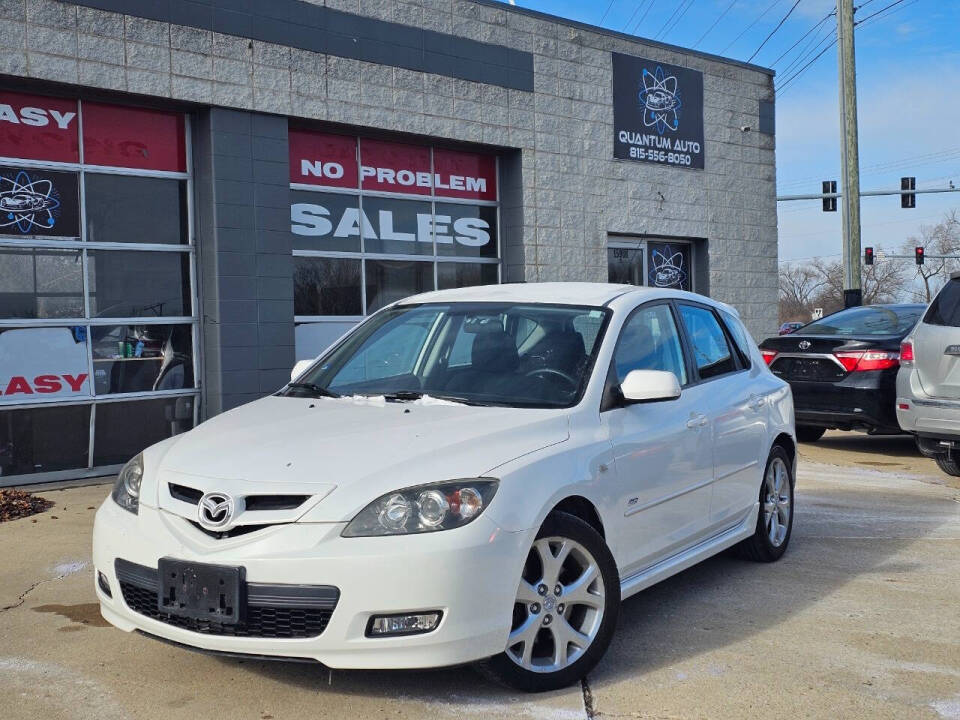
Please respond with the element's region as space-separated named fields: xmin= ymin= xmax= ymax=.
xmin=804 ymin=431 xmax=921 ymax=460
xmin=211 ymin=479 xmax=944 ymax=701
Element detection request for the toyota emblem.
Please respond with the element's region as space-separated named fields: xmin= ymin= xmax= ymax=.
xmin=198 ymin=492 xmax=235 ymax=530
xmin=798 ymin=340 xmax=811 ymax=350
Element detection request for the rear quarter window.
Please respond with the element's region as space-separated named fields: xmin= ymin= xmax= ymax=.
xmin=924 ymin=279 xmax=960 ymax=327
xmin=719 ymin=309 xmax=754 ymax=368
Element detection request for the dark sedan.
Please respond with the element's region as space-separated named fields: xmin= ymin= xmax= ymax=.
xmin=759 ymin=303 xmax=926 ymax=441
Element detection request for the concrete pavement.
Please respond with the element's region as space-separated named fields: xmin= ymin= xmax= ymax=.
xmin=1 ymin=431 xmax=958 ymax=719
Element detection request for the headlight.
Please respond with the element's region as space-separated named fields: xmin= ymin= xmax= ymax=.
xmin=111 ymin=453 xmax=143 ymax=515
xmin=342 ymin=479 xmax=498 ymax=537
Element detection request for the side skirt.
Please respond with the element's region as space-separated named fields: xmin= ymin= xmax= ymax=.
xmin=619 ymin=502 xmax=759 ymax=601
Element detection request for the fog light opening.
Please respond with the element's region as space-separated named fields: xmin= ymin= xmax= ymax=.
xmin=97 ymin=570 xmax=112 ymax=598
xmin=366 ymin=611 xmax=442 ymax=637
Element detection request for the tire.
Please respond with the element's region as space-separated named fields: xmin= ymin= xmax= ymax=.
xmin=934 ymin=454 xmax=960 ymax=476
xmin=477 ymin=512 xmax=620 ymax=692
xmin=735 ymin=445 xmax=794 ymax=562
xmin=795 ymin=425 xmax=826 ymax=443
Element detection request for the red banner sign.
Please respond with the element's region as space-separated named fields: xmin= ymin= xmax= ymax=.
xmin=290 ymin=129 xmax=497 ymax=201
xmin=0 ymin=92 xmax=79 ymax=163
xmin=0 ymin=93 xmax=186 ymax=172
xmin=83 ymin=102 xmax=186 ymax=172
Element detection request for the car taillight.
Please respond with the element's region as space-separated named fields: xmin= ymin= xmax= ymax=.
xmin=761 ymin=349 xmax=778 ymax=366
xmin=834 ymin=350 xmax=900 ymax=372
xmin=900 ymin=340 xmax=914 ymax=365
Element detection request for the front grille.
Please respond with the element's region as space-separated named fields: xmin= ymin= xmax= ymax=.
xmin=168 ymin=483 xmax=309 ymax=511
xmin=770 ymin=356 xmax=846 ymax=382
xmin=186 ymin=520 xmax=270 ymax=540
xmin=116 ymin=559 xmax=337 ymax=639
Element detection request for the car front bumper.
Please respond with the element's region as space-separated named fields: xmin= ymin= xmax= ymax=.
xmin=93 ymin=498 xmax=532 ymax=669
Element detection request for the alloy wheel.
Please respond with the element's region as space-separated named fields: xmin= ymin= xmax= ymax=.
xmin=506 ymin=536 xmax=605 ymax=673
xmin=763 ymin=456 xmax=791 ymax=547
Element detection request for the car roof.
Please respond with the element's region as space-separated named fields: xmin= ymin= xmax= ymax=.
xmin=398 ymin=282 xmax=723 ymax=310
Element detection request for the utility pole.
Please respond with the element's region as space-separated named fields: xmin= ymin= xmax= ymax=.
xmin=837 ymin=0 xmax=862 ymax=307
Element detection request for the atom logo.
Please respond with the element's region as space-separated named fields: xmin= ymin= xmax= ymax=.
xmin=649 ymin=246 xmax=688 ymax=289
xmin=0 ymin=170 xmax=61 ymax=234
xmin=639 ymin=66 xmax=682 ymax=135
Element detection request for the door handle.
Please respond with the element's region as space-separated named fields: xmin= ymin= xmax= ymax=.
xmin=686 ymin=414 xmax=708 ymax=429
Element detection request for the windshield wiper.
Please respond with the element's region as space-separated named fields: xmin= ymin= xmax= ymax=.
xmin=286 ymin=382 xmax=341 ymax=398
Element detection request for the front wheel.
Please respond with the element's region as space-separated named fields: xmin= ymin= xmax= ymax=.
xmin=477 ymin=512 xmax=620 ymax=692
xmin=934 ymin=454 xmax=960 ymax=476
xmin=735 ymin=445 xmax=795 ymax=562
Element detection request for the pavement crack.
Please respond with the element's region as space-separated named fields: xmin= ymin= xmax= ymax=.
xmin=581 ymin=676 xmax=596 ymax=719
xmin=0 ymin=568 xmax=82 ymax=616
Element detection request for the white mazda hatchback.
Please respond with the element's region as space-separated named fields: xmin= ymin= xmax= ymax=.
xmin=93 ymin=282 xmax=795 ymax=691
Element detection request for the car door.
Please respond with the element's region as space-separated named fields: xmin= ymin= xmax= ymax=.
xmin=600 ymin=302 xmax=715 ymax=578
xmin=912 ymin=278 xmax=960 ymax=399
xmin=676 ymin=303 xmax=767 ymax=531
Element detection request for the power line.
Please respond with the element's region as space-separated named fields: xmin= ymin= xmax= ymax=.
xmin=779 ymin=18 xmax=834 ymax=77
xmin=598 ymin=0 xmax=617 ymax=25
xmin=854 ymin=0 xmax=909 ymax=25
xmin=659 ymin=0 xmax=697 ymax=40
xmin=621 ymin=0 xmax=651 ymax=32
xmin=654 ymin=0 xmax=687 ymax=39
xmin=770 ymin=10 xmax=834 ymax=67
xmin=776 ymin=34 xmax=837 ymax=94
xmin=748 ymin=0 xmax=804 ymax=62
xmin=629 ymin=0 xmax=658 ymax=34
xmin=719 ymin=0 xmax=783 ymax=54
xmin=693 ymin=0 xmax=737 ymax=48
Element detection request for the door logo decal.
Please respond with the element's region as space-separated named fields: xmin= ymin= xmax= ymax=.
xmin=0 ymin=169 xmax=61 ymax=233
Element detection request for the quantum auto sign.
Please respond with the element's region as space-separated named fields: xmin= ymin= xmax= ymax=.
xmin=612 ymin=53 xmax=704 ymax=170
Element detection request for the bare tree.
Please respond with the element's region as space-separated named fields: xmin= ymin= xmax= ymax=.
xmin=805 ymin=255 xmax=908 ymax=316
xmin=778 ymin=264 xmax=825 ymax=323
xmin=900 ymin=210 xmax=960 ymax=302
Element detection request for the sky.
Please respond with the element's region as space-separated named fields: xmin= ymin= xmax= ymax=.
xmin=499 ymin=0 xmax=960 ymax=265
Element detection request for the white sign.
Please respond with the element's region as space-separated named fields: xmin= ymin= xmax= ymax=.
xmin=812 ymin=308 xmax=823 ymax=320
xmin=0 ymin=327 xmax=90 ymax=399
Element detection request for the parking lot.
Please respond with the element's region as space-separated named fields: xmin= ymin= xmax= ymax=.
xmin=2 ymin=432 xmax=959 ymax=720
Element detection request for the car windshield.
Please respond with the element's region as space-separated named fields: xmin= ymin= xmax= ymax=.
xmin=285 ymin=302 xmax=612 ymax=408
xmin=799 ymin=305 xmax=924 ymax=336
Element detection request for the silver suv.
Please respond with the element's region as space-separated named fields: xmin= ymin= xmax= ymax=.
xmin=897 ymin=273 xmax=960 ymax=475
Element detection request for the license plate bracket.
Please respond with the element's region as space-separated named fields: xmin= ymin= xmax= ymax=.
xmin=157 ymin=558 xmax=243 ymax=624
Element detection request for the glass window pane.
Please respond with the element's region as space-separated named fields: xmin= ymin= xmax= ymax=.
xmin=437 ymin=262 xmax=498 ymax=290
xmin=0 ymin=166 xmax=80 ymax=238
xmin=361 ymin=196 xmax=432 ymax=255
xmin=365 ymin=259 xmax=433 ymax=313
xmin=0 ymin=248 xmax=83 ymax=318
xmin=85 ymin=174 xmax=187 ymax=245
xmin=294 ymin=256 xmax=362 ymax=316
xmin=647 ymin=242 xmax=692 ymax=291
xmin=608 ymin=247 xmax=643 ymax=285
xmin=93 ymin=397 xmax=194 ymax=466
xmin=291 ymin=191 xmax=361 ymax=252
xmin=435 ymin=202 xmax=497 ymax=258
xmin=720 ymin=309 xmax=754 ymax=368
xmin=88 ymin=250 xmax=190 ymax=318
xmin=614 ymin=304 xmax=687 ymax=385
xmin=0 ymin=403 xmax=90 ymax=475
xmin=90 ymin=323 xmax=193 ymax=395
xmin=0 ymin=326 xmax=91 ymax=402
xmin=678 ymin=304 xmax=736 ymax=380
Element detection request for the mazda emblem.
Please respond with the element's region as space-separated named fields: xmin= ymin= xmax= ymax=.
xmin=198 ymin=492 xmax=235 ymax=530
xmin=798 ymin=340 xmax=811 ymax=350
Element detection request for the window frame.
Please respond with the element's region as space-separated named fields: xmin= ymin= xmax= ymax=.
xmin=673 ymin=300 xmax=747 ymax=385
xmin=0 ymin=97 xmax=199 ymax=485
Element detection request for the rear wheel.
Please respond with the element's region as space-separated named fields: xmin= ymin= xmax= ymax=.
xmin=477 ymin=512 xmax=619 ymax=692
xmin=934 ymin=454 xmax=960 ymax=476
xmin=796 ymin=425 xmax=826 ymax=442
xmin=735 ymin=446 xmax=794 ymax=562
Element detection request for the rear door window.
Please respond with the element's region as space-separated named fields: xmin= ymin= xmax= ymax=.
xmin=924 ymin=279 xmax=960 ymax=327
xmin=678 ymin=304 xmax=737 ymax=380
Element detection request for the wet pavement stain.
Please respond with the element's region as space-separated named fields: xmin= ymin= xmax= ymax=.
xmin=32 ymin=603 xmax=111 ymax=628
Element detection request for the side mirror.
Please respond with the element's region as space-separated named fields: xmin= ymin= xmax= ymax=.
xmin=291 ymin=359 xmax=313 ymax=382
xmin=620 ymin=369 xmax=681 ymax=404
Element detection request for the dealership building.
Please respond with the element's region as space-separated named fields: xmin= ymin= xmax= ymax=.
xmin=0 ymin=0 xmax=778 ymax=484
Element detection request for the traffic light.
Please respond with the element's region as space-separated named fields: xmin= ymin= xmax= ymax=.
xmin=864 ymin=247 xmax=874 ymax=265
xmin=901 ymin=176 xmax=916 ymax=208
xmin=822 ymin=180 xmax=837 ymax=212
xmin=915 ymin=246 xmax=925 ymax=265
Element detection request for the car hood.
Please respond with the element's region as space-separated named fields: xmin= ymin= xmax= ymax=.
xmin=149 ymin=395 xmax=569 ymax=523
